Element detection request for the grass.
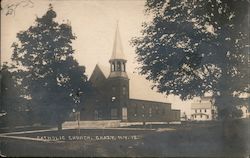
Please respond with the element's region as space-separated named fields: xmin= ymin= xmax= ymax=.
xmin=0 ymin=119 xmax=249 ymax=157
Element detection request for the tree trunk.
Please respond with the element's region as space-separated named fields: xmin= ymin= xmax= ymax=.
xmin=222 ymin=119 xmax=239 ymax=142
xmin=57 ymin=122 xmax=62 ymax=131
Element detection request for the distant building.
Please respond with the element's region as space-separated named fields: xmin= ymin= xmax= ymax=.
xmin=191 ymin=95 xmax=250 ymax=121
xmin=191 ymin=97 xmax=217 ymax=121
xmin=77 ymin=24 xmax=180 ymax=122
xmin=240 ymin=93 xmax=250 ymax=118
xmin=240 ymin=106 xmax=249 ymax=118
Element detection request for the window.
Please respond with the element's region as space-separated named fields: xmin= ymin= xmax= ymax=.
xmin=94 ymin=110 xmax=98 ymax=120
xmin=162 ymin=109 xmax=165 ymax=115
xmin=200 ymin=114 xmax=202 ymax=118
xmin=121 ymin=63 xmax=125 ymax=71
xmin=123 ymin=63 xmax=126 ymax=72
xmin=149 ymin=107 xmax=152 ymax=117
xmin=112 ymin=86 xmax=116 ymax=92
xmin=207 ymin=115 xmax=209 ymax=119
xmin=195 ymin=110 xmax=197 ymax=113
xmin=111 ymin=63 xmax=115 ymax=71
xmin=122 ymin=86 xmax=126 ymax=95
xmin=200 ymin=109 xmax=202 ymax=112
xmin=111 ymin=108 xmax=118 ymax=119
xmin=134 ymin=105 xmax=138 ymax=115
xmin=117 ymin=62 xmax=121 ymax=71
xmin=205 ymin=109 xmax=207 ymax=113
xmin=156 ymin=106 xmax=159 ymax=114
xmin=195 ymin=115 xmax=197 ymax=118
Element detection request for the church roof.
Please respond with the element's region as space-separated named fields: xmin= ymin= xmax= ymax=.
xmin=96 ymin=64 xmax=169 ymax=103
xmin=110 ymin=23 xmax=126 ymax=61
xmin=97 ymin=64 xmax=110 ymax=78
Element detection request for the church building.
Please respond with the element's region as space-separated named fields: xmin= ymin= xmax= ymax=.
xmin=79 ymin=25 xmax=180 ymax=122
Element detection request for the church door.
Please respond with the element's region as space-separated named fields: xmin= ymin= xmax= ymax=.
xmin=122 ymin=107 xmax=127 ymax=121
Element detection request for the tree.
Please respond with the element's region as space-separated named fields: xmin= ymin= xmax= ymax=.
xmin=0 ymin=63 xmax=29 ymax=127
xmin=11 ymin=5 xmax=88 ymax=130
xmin=132 ymin=0 xmax=249 ymax=119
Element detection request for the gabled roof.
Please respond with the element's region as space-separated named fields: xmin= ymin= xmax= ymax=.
xmin=110 ymin=23 xmax=126 ymax=61
xmin=89 ymin=64 xmax=108 ymax=86
xmin=97 ymin=64 xmax=110 ymax=78
xmin=94 ymin=64 xmax=169 ymax=103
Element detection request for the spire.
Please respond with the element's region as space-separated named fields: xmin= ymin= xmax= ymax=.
xmin=110 ymin=22 xmax=126 ymax=61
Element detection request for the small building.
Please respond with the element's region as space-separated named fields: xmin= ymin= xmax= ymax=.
xmin=240 ymin=93 xmax=250 ymax=118
xmin=240 ymin=105 xmax=250 ymax=118
xmin=191 ymin=97 xmax=217 ymax=121
xmin=77 ymin=24 xmax=180 ymax=123
xmin=191 ymin=95 xmax=250 ymax=121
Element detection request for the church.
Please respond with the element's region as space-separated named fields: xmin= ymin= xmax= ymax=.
xmin=79 ymin=25 xmax=180 ymax=122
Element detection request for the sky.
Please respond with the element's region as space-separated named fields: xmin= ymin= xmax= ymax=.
xmin=1 ymin=0 xmax=195 ymax=116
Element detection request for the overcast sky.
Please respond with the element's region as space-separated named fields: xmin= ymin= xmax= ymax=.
xmin=1 ymin=0 xmax=195 ymax=116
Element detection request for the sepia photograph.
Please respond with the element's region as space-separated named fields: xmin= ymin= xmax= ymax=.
xmin=0 ymin=0 xmax=249 ymax=157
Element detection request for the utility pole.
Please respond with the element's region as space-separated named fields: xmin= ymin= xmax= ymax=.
xmin=75 ymin=89 xmax=83 ymax=135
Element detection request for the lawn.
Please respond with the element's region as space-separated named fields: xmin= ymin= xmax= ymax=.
xmin=0 ymin=119 xmax=249 ymax=157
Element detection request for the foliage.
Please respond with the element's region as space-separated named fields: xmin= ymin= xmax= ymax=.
xmin=132 ymin=0 xmax=249 ymax=119
xmin=0 ymin=63 xmax=30 ymax=126
xmin=11 ymin=5 xmax=88 ymax=127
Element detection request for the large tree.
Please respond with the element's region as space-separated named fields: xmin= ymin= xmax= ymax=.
xmin=132 ymin=0 xmax=249 ymax=119
xmin=11 ymin=5 xmax=88 ymax=129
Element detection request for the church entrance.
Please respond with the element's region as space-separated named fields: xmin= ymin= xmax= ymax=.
xmin=122 ymin=107 xmax=127 ymax=121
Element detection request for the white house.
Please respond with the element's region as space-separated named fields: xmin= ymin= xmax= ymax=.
xmin=191 ymin=97 xmax=217 ymax=121
xmin=239 ymin=93 xmax=250 ymax=119
xmin=191 ymin=95 xmax=249 ymax=121
xmin=240 ymin=105 xmax=250 ymax=118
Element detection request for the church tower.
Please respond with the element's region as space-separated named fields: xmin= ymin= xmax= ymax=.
xmin=107 ymin=23 xmax=129 ymax=121
xmin=109 ymin=23 xmax=128 ymax=79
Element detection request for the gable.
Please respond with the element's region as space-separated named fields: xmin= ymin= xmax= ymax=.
xmin=89 ymin=64 xmax=107 ymax=87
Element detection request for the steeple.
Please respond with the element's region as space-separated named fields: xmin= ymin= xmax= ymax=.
xmin=108 ymin=22 xmax=128 ymax=79
xmin=110 ymin=22 xmax=126 ymax=61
